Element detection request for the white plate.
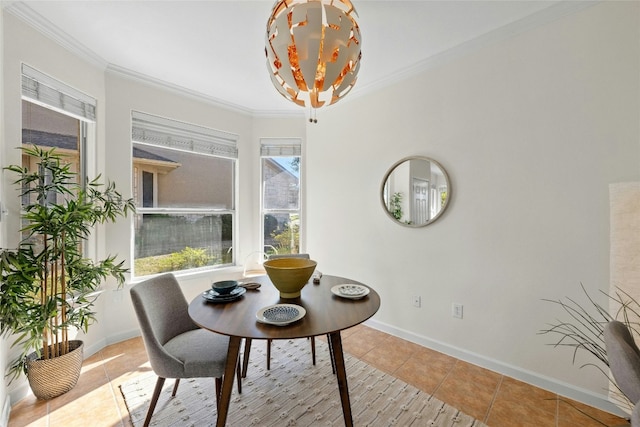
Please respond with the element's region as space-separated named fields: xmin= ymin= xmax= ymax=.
xmin=331 ymin=284 xmax=370 ymax=299
xmin=256 ymin=304 xmax=306 ymax=326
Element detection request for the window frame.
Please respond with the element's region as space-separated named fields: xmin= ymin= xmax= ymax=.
xmin=131 ymin=112 xmax=239 ymax=278
xmin=21 ymin=65 xmax=96 ymax=257
xmin=260 ymin=138 xmax=303 ymax=256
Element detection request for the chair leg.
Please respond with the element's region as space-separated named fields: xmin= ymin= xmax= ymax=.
xmin=171 ymin=378 xmax=180 ymax=397
xmin=236 ymin=356 xmax=242 ymax=394
xmin=266 ymin=339 xmax=272 ymax=370
xmin=144 ymin=377 xmax=166 ymax=427
xmin=215 ymin=377 xmax=222 ymax=407
xmin=311 ymin=336 xmax=316 ymax=365
xmin=242 ymin=338 xmax=252 ymax=378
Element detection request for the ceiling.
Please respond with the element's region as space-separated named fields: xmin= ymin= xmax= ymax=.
xmin=6 ymin=1 xmax=579 ymax=116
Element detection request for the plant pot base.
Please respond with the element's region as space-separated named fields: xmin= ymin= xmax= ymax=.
xmin=26 ymin=340 xmax=84 ymax=400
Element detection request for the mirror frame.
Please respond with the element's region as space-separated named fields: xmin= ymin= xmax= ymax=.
xmin=380 ymin=156 xmax=452 ymax=228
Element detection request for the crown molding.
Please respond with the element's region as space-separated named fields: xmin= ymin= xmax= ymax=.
xmin=4 ymin=1 xmax=107 ymax=69
xmin=4 ymin=1 xmax=302 ymax=118
xmin=105 ymin=64 xmax=304 ymax=120
xmin=105 ymin=64 xmax=253 ymax=116
xmin=5 ymin=0 xmax=599 ymax=119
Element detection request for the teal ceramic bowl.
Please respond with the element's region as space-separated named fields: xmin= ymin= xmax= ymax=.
xmin=212 ymin=280 xmax=239 ymax=295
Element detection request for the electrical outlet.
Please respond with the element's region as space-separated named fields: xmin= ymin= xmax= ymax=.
xmin=412 ymin=295 xmax=421 ymax=307
xmin=452 ymin=303 xmax=463 ymax=319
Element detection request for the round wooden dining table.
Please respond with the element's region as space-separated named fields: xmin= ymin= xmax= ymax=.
xmin=188 ymin=274 xmax=380 ymax=427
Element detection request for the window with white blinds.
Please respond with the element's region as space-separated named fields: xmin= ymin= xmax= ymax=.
xmin=260 ymin=138 xmax=302 ymax=256
xmin=131 ymin=111 xmax=238 ymax=159
xmin=260 ymin=138 xmax=302 ymax=157
xmin=21 ymin=63 xmax=97 ymax=122
xmin=20 ymin=64 xmax=95 ymax=254
xmin=131 ymin=111 xmax=238 ymax=277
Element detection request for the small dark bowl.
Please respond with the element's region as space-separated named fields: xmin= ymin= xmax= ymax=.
xmin=212 ymin=280 xmax=239 ymax=295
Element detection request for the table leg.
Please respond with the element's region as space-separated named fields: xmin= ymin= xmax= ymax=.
xmin=328 ymin=331 xmax=353 ymax=427
xmin=327 ymin=334 xmax=336 ymax=374
xmin=216 ymin=336 xmax=241 ymax=427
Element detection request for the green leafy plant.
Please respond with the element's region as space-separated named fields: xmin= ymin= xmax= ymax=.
xmin=391 ymin=192 xmax=403 ymax=221
xmin=0 ymin=146 xmax=135 ymax=382
xmin=539 ymin=283 xmax=640 ymax=411
xmin=134 ymin=246 xmax=214 ymax=276
xmin=272 ymin=222 xmax=300 ymax=254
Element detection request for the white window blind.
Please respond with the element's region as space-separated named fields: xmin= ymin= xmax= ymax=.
xmin=260 ymin=138 xmax=302 ymax=157
xmin=132 ymin=111 xmax=238 ymax=159
xmin=21 ymin=63 xmax=97 ymax=122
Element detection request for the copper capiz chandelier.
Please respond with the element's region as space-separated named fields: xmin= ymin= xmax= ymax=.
xmin=265 ymin=0 xmax=362 ymax=111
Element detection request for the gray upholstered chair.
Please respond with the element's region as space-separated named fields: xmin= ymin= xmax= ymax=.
xmin=604 ymin=320 xmax=640 ymax=426
xmin=130 ymin=273 xmax=241 ymax=427
xmin=241 ymin=253 xmax=320 ymax=377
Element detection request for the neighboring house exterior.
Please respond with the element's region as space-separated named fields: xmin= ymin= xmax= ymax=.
xmin=262 ymin=157 xmax=299 ymax=250
xmin=263 ymin=158 xmax=298 ymax=210
xmin=21 ymin=100 xmax=80 ymax=168
xmin=21 ymin=100 xmax=81 ymax=206
xmin=131 ymin=146 xmax=181 ymax=208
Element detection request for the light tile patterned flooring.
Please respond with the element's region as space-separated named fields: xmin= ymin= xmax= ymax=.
xmin=8 ymin=324 xmax=629 ymax=427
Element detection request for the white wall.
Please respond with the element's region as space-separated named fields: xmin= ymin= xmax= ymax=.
xmin=2 ymin=0 xmax=639 ymax=416
xmin=0 ymin=5 xmax=8 ymax=425
xmin=306 ymin=1 xmax=639 ymax=413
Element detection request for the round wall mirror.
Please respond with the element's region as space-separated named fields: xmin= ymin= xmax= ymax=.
xmin=380 ymin=156 xmax=451 ymax=227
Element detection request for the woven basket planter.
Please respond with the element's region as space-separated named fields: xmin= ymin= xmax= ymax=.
xmin=26 ymin=340 xmax=84 ymax=400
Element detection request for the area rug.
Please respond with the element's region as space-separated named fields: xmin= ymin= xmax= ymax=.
xmin=121 ymin=339 xmax=487 ymax=426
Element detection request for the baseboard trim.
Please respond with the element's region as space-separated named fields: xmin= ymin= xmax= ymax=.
xmin=364 ymin=318 xmax=628 ymax=418
xmin=106 ymin=329 xmax=141 ymax=347
xmin=83 ymin=338 xmax=106 ymax=360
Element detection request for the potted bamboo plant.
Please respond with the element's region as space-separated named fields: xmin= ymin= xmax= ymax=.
xmin=0 ymin=146 xmax=134 ymax=399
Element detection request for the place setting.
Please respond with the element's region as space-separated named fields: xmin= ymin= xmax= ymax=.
xmin=256 ymin=303 xmax=306 ymax=326
xmin=331 ymin=283 xmax=370 ymax=299
xmin=202 ymin=280 xmax=261 ymax=303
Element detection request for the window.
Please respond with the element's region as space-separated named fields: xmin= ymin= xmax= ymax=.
xmin=261 ymin=138 xmax=302 ymax=255
xmin=21 ymin=100 xmax=86 ymax=204
xmin=21 ymin=64 xmax=95 ymax=192
xmin=21 ymin=64 xmax=95 ymax=237
xmin=132 ymin=111 xmax=238 ymax=277
xmin=21 ymin=64 xmax=96 ymax=256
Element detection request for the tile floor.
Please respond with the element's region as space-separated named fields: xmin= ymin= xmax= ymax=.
xmin=8 ymin=324 xmax=630 ymax=427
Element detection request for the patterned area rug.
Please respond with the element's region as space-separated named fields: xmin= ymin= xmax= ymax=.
xmin=121 ymin=339 xmax=487 ymax=426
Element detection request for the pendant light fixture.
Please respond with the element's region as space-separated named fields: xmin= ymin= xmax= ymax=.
xmin=265 ymin=0 xmax=362 ymax=120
